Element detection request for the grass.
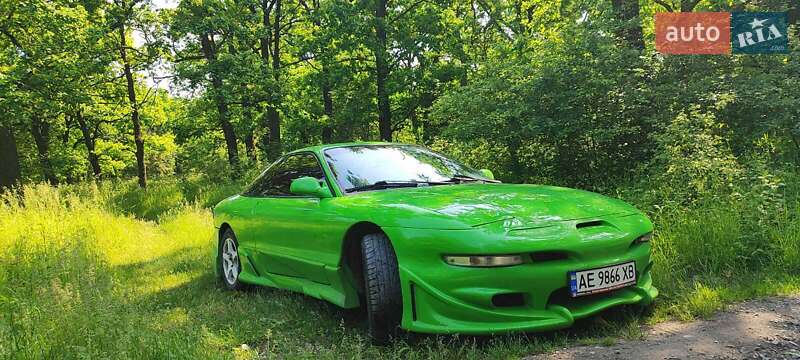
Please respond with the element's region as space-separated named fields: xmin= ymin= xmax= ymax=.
xmin=646 ymin=197 xmax=800 ymax=321
xmin=1 ymin=181 xmax=798 ymax=359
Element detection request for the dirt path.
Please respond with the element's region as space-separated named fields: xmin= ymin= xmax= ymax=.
xmin=527 ymin=296 xmax=800 ymax=360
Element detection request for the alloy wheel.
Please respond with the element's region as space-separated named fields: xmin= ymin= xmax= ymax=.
xmin=221 ymin=237 xmax=240 ymax=285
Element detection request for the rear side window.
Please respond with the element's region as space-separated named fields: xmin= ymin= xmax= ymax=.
xmin=243 ymin=153 xmax=324 ymax=197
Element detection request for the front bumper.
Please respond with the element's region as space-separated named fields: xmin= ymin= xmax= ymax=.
xmin=383 ymin=214 xmax=657 ymax=334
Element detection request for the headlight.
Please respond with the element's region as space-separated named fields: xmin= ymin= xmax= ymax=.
xmin=444 ymin=255 xmax=524 ymax=267
xmin=636 ymin=232 xmax=653 ymax=243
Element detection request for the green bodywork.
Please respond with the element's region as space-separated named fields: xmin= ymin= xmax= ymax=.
xmin=213 ymin=142 xmax=657 ymax=334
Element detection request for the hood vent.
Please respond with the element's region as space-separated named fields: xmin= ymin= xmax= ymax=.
xmin=575 ymin=220 xmax=606 ymax=229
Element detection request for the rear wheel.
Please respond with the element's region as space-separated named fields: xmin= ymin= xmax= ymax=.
xmin=360 ymin=233 xmax=402 ymax=344
xmin=219 ymin=228 xmax=244 ymax=290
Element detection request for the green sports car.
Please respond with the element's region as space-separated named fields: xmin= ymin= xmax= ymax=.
xmin=213 ymin=142 xmax=657 ymax=342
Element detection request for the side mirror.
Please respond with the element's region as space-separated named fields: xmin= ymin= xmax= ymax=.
xmin=479 ymin=169 xmax=495 ymax=180
xmin=290 ymin=176 xmax=332 ymax=198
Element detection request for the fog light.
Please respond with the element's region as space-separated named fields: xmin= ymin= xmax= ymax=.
xmin=636 ymin=232 xmax=653 ymax=243
xmin=444 ymin=255 xmax=524 ymax=267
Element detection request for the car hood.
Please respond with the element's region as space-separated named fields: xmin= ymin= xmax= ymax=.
xmin=341 ymin=183 xmax=641 ymax=229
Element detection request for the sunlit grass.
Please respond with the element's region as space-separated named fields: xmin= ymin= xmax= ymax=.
xmin=1 ymin=182 xmax=798 ymax=359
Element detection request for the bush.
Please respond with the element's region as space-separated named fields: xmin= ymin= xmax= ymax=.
xmin=106 ymin=180 xmax=186 ymax=221
xmin=429 ymin=138 xmax=516 ymax=182
xmin=643 ymin=108 xmax=742 ymax=209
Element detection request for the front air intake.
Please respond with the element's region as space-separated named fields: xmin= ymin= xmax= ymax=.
xmin=531 ymin=251 xmax=568 ymax=262
xmin=492 ymin=293 xmax=526 ymax=307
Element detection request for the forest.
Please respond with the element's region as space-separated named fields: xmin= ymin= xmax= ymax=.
xmin=1 ymin=0 xmax=799 ymax=190
xmin=1 ymin=0 xmax=799 ymax=358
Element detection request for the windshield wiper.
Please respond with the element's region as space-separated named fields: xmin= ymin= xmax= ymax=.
xmin=448 ymin=174 xmax=500 ymax=183
xmin=346 ymin=180 xmax=449 ymax=193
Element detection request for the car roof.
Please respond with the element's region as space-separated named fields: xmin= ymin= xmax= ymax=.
xmin=286 ymin=141 xmax=418 ymax=155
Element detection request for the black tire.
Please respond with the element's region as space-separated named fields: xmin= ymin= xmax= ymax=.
xmin=218 ymin=228 xmax=245 ymax=291
xmin=361 ymin=232 xmax=403 ymax=344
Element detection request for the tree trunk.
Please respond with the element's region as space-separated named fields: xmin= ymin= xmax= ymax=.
xmin=266 ymin=109 xmax=281 ymax=160
xmin=118 ymin=24 xmax=147 ymax=188
xmin=200 ymin=33 xmax=240 ymax=173
xmin=245 ymin=130 xmax=257 ymax=163
xmin=513 ymin=0 xmax=527 ymax=35
xmin=258 ymin=0 xmax=282 ymax=160
xmin=243 ymin=101 xmax=257 ymax=163
xmin=321 ymin=73 xmax=334 ymax=143
xmin=611 ymin=0 xmax=644 ymax=50
xmin=75 ymin=112 xmax=101 ymax=179
xmin=30 ymin=117 xmax=57 ymax=185
xmin=306 ymin=0 xmax=335 ymax=144
xmin=266 ymin=0 xmax=282 ymax=160
xmin=506 ymin=118 xmax=524 ymax=183
xmin=259 ymin=0 xmax=272 ymax=157
xmin=375 ymin=0 xmax=392 ymax=141
xmin=260 ymin=0 xmax=271 ymax=61
xmin=0 ymin=125 xmax=21 ymax=189
xmin=410 ymin=108 xmax=419 ymax=141
xmin=680 ymin=0 xmax=700 ymax=12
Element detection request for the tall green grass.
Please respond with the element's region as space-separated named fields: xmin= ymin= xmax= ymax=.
xmin=0 ymin=184 xmax=570 ymax=359
xmin=648 ymin=200 xmax=800 ymax=320
xmin=1 ymin=181 xmax=798 ymax=359
xmin=1 ymin=184 xmax=217 ymax=358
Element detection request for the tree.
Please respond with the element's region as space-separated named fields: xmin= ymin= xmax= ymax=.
xmin=299 ymin=0 xmax=337 ymax=142
xmin=652 ymin=0 xmax=701 ymax=12
xmin=73 ymin=110 xmax=102 ymax=178
xmin=1 ymin=0 xmax=799 ymax=197
xmin=0 ymin=125 xmax=21 ymax=188
xmin=108 ymin=0 xmax=160 ymax=188
xmin=0 ymin=0 xmax=97 ymax=184
xmin=201 ymin=31 xmax=241 ymax=170
xmin=119 ymin=23 xmax=147 ymax=187
xmin=170 ymin=0 xmax=249 ymax=173
xmin=612 ymin=0 xmax=644 ymax=50
xmin=374 ymin=0 xmax=392 ymax=141
xmin=262 ymin=0 xmax=283 ymax=160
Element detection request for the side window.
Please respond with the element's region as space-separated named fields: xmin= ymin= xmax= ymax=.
xmin=243 ymin=153 xmax=324 ymax=197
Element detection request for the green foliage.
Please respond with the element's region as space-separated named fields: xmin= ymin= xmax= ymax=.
xmin=3 ymin=0 xmax=798 ymax=193
xmin=429 ymin=138 xmax=517 ymax=182
xmin=644 ymin=108 xmax=742 ymax=208
xmin=108 ymin=180 xmax=187 ymax=221
xmin=430 ymin=22 xmax=655 ymax=187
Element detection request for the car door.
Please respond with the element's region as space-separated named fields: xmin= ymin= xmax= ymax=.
xmin=246 ymin=152 xmax=336 ymax=284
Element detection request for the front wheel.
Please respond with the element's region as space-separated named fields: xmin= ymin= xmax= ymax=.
xmin=361 ymin=233 xmax=403 ymax=344
xmin=218 ymin=228 xmax=244 ymax=290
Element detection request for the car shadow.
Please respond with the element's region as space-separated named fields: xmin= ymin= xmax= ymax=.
xmin=397 ymin=303 xmax=651 ymax=347
xmin=115 ymin=248 xmax=652 ymax=352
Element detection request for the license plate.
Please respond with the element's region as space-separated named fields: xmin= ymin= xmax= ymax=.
xmin=569 ymin=262 xmax=636 ymax=297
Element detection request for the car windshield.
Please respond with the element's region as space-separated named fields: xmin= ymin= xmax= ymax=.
xmin=323 ymin=145 xmax=490 ymax=193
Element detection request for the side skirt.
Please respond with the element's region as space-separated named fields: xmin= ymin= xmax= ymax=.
xmin=238 ymin=255 xmax=361 ymax=309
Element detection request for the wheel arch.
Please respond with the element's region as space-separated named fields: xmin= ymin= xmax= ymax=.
xmin=218 ymin=222 xmax=233 ymax=241
xmin=215 ymin=222 xmax=233 ymax=274
xmin=340 ymin=221 xmax=387 ymax=296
